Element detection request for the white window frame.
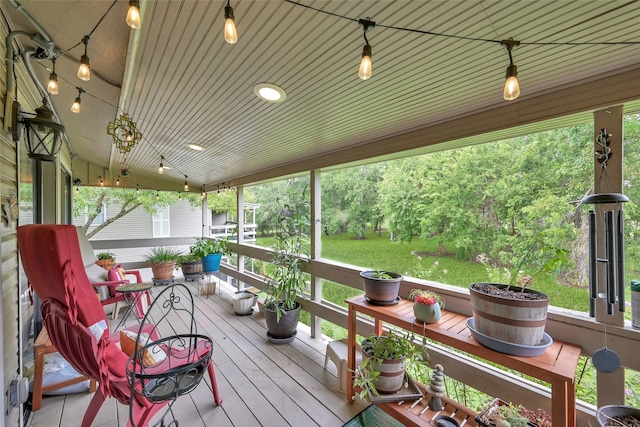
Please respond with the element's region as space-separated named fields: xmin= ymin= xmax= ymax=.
xmin=86 ymin=205 xmax=107 ymax=226
xmin=153 ymin=206 xmax=171 ymax=237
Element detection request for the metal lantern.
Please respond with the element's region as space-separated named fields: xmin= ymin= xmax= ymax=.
xmin=21 ymin=99 xmax=65 ymax=162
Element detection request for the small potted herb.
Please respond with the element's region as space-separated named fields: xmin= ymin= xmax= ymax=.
xmin=360 ymin=270 xmax=403 ymax=304
xmin=95 ymin=252 xmax=116 ymax=270
xmin=353 ymin=330 xmax=428 ymax=399
xmin=145 ymin=247 xmax=183 ymax=280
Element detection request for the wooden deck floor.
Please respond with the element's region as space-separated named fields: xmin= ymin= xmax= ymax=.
xmin=26 ymin=281 xmax=369 ymax=427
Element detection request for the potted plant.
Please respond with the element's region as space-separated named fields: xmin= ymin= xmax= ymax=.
xmin=145 ymin=247 xmax=183 ymax=280
xmin=469 ymin=242 xmax=568 ymax=347
xmin=409 ymin=289 xmax=445 ymax=323
xmin=263 ymin=186 xmax=310 ymax=343
xmin=190 ymin=237 xmax=230 ymax=272
xmin=95 ymin=252 xmax=116 ymax=270
xmin=179 ymin=252 xmax=203 ymax=280
xmin=353 ymin=330 xmax=428 ymax=399
xmin=360 ymin=270 xmax=403 ymax=304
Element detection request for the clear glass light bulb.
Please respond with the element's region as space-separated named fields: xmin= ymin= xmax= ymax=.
xmin=359 ymin=45 xmax=372 ymax=80
xmin=77 ymin=61 xmax=90 ymax=81
xmin=158 ymin=163 xmax=164 ymax=174
xmin=224 ymin=18 xmax=238 ymax=44
xmin=47 ymin=74 xmax=58 ymax=95
xmin=503 ymin=76 xmax=520 ymax=100
xmin=71 ymin=98 xmax=81 ymax=113
xmin=126 ymin=3 xmax=141 ymax=29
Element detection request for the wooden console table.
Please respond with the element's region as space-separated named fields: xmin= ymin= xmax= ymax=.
xmin=346 ymin=295 xmax=582 ymax=427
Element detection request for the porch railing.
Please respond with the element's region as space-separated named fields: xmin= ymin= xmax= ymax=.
xmin=91 ymin=236 xmax=640 ymax=425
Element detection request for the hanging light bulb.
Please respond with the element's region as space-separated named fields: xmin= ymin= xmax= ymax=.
xmin=136 ymin=184 xmax=140 ymax=195
xmin=75 ymin=186 xmax=79 ymax=193
xmin=126 ymin=0 xmax=141 ymax=29
xmin=501 ymin=38 xmax=521 ymax=101
xmin=71 ymin=87 xmax=84 ymax=113
xmin=184 ymin=175 xmax=189 ymax=192
xmin=357 ymin=18 xmax=375 ymax=80
xmin=47 ymin=57 xmax=59 ymax=95
xmin=77 ymin=36 xmax=91 ymax=81
xmin=224 ymin=0 xmax=238 ymax=44
xmin=178 ymin=192 xmax=182 ymax=200
xmin=99 ymin=176 xmax=104 ymax=187
xmin=116 ymin=175 xmax=120 ymax=186
xmin=158 ymin=155 xmax=165 ymax=174
xmin=156 ymin=190 xmax=160 ymax=200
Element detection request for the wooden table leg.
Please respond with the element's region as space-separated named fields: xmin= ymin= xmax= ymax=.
xmin=347 ymin=303 xmax=356 ymax=403
xmin=551 ymin=379 xmax=574 ymax=427
xmin=32 ymin=345 xmax=45 ymax=411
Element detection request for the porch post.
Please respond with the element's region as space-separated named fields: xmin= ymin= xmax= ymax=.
xmin=201 ymin=193 xmax=210 ymax=237
xmin=310 ymin=170 xmax=322 ymax=338
xmin=593 ymin=106 xmax=625 ymax=407
xmin=237 ymin=184 xmax=245 ymax=291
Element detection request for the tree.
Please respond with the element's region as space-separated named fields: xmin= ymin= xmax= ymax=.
xmin=73 ymin=187 xmax=201 ymax=238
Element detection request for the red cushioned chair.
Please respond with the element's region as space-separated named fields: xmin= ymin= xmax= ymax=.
xmin=17 ymin=224 xmax=222 ymax=427
xmin=107 ymin=265 xmax=151 ymax=319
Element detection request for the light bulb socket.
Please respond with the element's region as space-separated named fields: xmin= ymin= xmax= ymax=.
xmin=224 ymin=4 xmax=234 ymax=20
xmin=80 ymin=54 xmax=90 ymax=68
xmin=505 ymin=64 xmax=518 ymax=79
xmin=362 ymin=44 xmax=372 ymax=59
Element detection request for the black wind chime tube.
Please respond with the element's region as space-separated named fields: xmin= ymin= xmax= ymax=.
xmin=588 ymin=210 xmax=597 ymax=317
xmin=605 ymin=210 xmax=616 ymax=315
xmin=617 ymin=210 xmax=625 ymax=312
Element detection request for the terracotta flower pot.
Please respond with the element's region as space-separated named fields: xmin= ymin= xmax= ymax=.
xmin=95 ymin=259 xmax=116 ymax=271
xmin=151 ymin=261 xmax=176 ymax=280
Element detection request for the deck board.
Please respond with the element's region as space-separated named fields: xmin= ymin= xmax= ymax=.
xmin=26 ymin=281 xmax=369 ymax=426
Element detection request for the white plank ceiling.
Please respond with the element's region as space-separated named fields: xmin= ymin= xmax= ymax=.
xmin=3 ymin=0 xmax=640 ymax=191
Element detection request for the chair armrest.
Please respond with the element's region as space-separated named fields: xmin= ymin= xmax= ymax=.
xmin=92 ymin=280 xmax=128 ymax=287
xmin=124 ymin=270 xmax=144 ymax=284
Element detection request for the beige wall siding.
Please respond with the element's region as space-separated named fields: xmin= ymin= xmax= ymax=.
xmin=0 ymin=16 xmax=20 ymax=426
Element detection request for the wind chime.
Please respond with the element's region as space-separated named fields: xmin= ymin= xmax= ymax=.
xmin=582 ymin=128 xmax=628 ymax=373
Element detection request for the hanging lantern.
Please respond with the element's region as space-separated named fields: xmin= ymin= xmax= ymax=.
xmin=14 ymin=99 xmax=65 ymax=162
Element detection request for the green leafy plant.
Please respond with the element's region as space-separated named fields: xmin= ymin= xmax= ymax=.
xmin=96 ymin=252 xmax=115 ymax=261
xmin=493 ymin=403 xmax=530 ymax=427
xmin=370 ymin=270 xmax=394 ymax=279
xmin=145 ymin=246 xmax=183 ymax=265
xmin=189 ymin=237 xmax=231 ymax=258
xmin=353 ymin=330 xmax=428 ymax=399
xmin=179 ymin=252 xmax=202 ymax=263
xmin=264 ymin=186 xmax=310 ymax=321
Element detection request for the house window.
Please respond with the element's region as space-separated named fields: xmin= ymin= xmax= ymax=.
xmin=153 ymin=206 xmax=170 ymax=237
xmin=86 ymin=205 xmax=107 ymax=226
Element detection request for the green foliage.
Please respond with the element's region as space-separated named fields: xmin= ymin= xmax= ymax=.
xmin=73 ymin=186 xmax=201 ymax=238
xmin=145 ymin=246 xmax=183 ymax=265
xmin=96 ymin=252 xmax=115 ymax=260
xmin=179 ymin=252 xmax=203 ymax=263
xmin=263 ymin=182 xmax=311 ymax=321
xmin=207 ymin=189 xmax=237 ymax=216
xmin=353 ymin=330 xmax=428 ymax=399
xmin=190 ymin=237 xmax=231 ymax=258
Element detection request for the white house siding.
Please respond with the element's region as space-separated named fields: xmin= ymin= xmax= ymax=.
xmin=72 ymin=200 xmax=202 ymax=264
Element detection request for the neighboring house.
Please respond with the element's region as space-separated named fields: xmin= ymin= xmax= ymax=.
xmin=72 ymin=200 xmax=203 ymax=265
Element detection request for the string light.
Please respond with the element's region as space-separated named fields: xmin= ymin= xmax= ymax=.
xmin=224 ymin=0 xmax=238 ymax=44
xmin=77 ymin=36 xmax=91 ymax=81
xmin=156 ymin=190 xmax=160 ymax=200
xmin=201 ymin=187 xmax=206 ymax=199
xmin=136 ymin=184 xmax=140 ymax=194
xmin=184 ymin=175 xmax=189 ymax=192
xmin=501 ymin=38 xmax=521 ymax=101
xmin=47 ymin=57 xmax=58 ymax=95
xmin=126 ymin=0 xmax=141 ymax=29
xmin=71 ymin=87 xmax=84 ymax=113
xmin=158 ymin=155 xmax=165 ymax=174
xmin=99 ymin=176 xmax=104 ymax=186
xmin=116 ymin=175 xmax=120 ymax=186
xmin=178 ymin=192 xmax=182 ymax=200
xmin=358 ymin=18 xmax=375 ymax=80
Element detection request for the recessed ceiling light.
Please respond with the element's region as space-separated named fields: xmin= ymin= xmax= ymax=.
xmin=188 ymin=144 xmax=204 ymax=151
xmin=254 ymin=83 xmax=286 ymax=102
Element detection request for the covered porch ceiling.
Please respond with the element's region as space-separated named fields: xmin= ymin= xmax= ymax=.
xmin=3 ymin=0 xmax=640 ymax=190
